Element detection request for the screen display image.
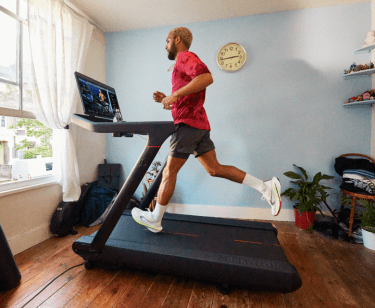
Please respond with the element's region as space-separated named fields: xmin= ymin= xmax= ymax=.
xmin=76 ymin=76 xmax=120 ymax=119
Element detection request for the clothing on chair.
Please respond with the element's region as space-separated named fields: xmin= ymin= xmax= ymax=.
xmin=334 ymin=157 xmax=375 ymax=176
xmin=335 ymin=157 xmax=375 ymax=195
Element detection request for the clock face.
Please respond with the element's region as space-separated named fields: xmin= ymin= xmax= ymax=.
xmin=217 ymin=43 xmax=246 ymax=72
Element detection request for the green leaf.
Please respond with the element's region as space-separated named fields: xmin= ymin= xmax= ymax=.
xmin=284 ymin=171 xmax=302 ymax=180
xmin=321 ymin=174 xmax=334 ymax=180
xmin=312 ymin=172 xmax=322 ymax=184
xmin=290 ymin=180 xmax=301 ymax=185
xmin=320 ymin=185 xmax=332 ymax=190
xmin=293 ymin=164 xmax=308 ymax=180
xmin=293 ymin=164 xmax=309 ymax=180
xmin=291 ymin=192 xmax=300 ymax=201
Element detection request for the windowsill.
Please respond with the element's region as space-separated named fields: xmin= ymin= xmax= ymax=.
xmin=0 ymin=175 xmax=60 ymax=197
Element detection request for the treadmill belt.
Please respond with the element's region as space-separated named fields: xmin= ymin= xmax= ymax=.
xmin=74 ymin=211 xmax=302 ymax=293
xmin=108 ymin=214 xmax=285 ymax=263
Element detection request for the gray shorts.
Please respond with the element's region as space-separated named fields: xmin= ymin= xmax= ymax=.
xmin=169 ymin=123 xmax=215 ymax=159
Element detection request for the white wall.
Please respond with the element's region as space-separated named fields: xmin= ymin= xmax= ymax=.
xmin=0 ymin=28 xmax=106 ymax=255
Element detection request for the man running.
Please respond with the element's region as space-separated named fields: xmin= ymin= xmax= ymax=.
xmin=132 ymin=27 xmax=281 ymax=233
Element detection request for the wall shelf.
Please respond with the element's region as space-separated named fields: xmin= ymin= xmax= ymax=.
xmin=354 ymin=44 xmax=375 ymax=53
xmin=343 ymin=100 xmax=375 ymax=107
xmin=343 ymin=68 xmax=375 ymax=78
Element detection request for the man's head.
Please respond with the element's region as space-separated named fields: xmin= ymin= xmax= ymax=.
xmin=165 ymin=27 xmax=193 ymax=60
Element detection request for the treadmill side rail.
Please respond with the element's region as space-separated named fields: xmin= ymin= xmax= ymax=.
xmin=89 ymin=144 xmax=161 ymax=252
xmin=71 ymin=114 xmax=175 ymax=252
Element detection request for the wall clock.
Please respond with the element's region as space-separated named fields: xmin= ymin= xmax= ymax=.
xmin=216 ymin=42 xmax=247 ymax=72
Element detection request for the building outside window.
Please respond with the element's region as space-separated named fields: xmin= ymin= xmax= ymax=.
xmin=0 ymin=1 xmax=56 ymax=190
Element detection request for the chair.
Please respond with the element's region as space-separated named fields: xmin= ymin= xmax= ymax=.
xmin=339 ymin=153 xmax=375 ymax=237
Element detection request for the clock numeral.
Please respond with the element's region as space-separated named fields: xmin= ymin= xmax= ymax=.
xmin=238 ymin=60 xmax=241 ymax=64
xmin=220 ymin=57 xmax=223 ymax=60
xmin=239 ymin=56 xmax=242 ymax=59
xmin=230 ymin=65 xmax=232 ymax=69
xmin=221 ymin=52 xmax=225 ymax=56
xmin=225 ymin=48 xmax=228 ymax=52
xmin=235 ymin=63 xmax=237 ymax=67
xmin=221 ymin=61 xmax=224 ymax=65
xmin=229 ymin=47 xmax=233 ymax=51
xmin=238 ymin=51 xmax=241 ymax=54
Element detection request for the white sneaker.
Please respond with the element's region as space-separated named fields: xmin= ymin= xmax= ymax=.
xmin=261 ymin=177 xmax=282 ymax=216
xmin=131 ymin=207 xmax=162 ymax=233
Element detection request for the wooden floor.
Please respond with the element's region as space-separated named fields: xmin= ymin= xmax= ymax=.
xmin=1 ymin=221 xmax=375 ymax=308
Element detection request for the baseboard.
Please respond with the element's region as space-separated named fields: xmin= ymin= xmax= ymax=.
xmin=166 ymin=203 xmax=332 ymax=222
xmin=7 ymin=223 xmax=52 ymax=256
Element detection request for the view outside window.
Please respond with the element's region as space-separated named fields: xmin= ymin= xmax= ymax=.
xmin=0 ymin=117 xmax=53 ymax=183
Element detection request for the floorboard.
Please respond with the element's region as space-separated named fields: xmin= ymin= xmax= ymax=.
xmin=1 ymin=221 xmax=375 ymax=308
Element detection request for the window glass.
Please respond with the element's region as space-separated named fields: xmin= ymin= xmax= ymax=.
xmin=0 ymin=116 xmax=54 ymax=183
xmin=0 ymin=11 xmax=18 ymax=83
xmin=0 ymin=0 xmax=17 ymax=14
xmin=0 ymin=82 xmax=20 ymax=110
xmin=22 ymin=25 xmax=34 ymax=112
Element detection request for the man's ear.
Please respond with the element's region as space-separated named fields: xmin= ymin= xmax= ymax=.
xmin=175 ymin=36 xmax=181 ymax=45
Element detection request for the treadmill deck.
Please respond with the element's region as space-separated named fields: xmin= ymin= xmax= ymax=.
xmin=73 ymin=211 xmax=302 ymax=293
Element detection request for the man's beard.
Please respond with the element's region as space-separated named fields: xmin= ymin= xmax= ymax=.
xmin=168 ymin=42 xmax=177 ymax=60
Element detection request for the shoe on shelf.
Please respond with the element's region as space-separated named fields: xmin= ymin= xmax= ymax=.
xmin=261 ymin=177 xmax=282 ymax=216
xmin=131 ymin=207 xmax=162 ymax=233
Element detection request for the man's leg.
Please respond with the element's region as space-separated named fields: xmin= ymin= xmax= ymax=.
xmin=132 ymin=155 xmax=187 ymax=232
xmin=197 ymin=149 xmax=281 ymax=216
xmin=157 ymin=156 xmax=187 ymax=205
xmin=197 ymin=149 xmax=263 ymax=187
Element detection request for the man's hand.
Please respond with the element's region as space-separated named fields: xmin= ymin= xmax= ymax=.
xmin=153 ymin=91 xmax=166 ymax=103
xmin=161 ymin=93 xmax=179 ymax=110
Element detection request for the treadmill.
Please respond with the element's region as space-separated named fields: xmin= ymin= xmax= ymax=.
xmin=71 ymin=72 xmax=302 ymax=293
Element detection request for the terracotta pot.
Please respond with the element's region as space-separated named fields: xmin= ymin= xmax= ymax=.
xmin=294 ymin=207 xmax=316 ymax=230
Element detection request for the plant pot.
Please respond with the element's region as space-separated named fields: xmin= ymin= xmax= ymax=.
xmin=294 ymin=207 xmax=316 ymax=230
xmin=362 ymin=228 xmax=375 ymax=250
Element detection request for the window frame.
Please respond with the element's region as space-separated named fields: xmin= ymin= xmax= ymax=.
xmin=0 ymin=1 xmax=36 ymax=120
xmin=0 ymin=2 xmax=59 ymax=195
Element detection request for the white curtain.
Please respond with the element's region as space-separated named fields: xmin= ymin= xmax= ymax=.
xmin=28 ymin=0 xmax=93 ymax=201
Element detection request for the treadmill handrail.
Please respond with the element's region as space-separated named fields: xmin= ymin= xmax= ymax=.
xmin=72 ymin=114 xmax=174 ymax=135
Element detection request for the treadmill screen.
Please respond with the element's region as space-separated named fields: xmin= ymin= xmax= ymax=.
xmin=75 ymin=72 xmax=121 ymax=120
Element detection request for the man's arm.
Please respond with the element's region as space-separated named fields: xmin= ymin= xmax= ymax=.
xmin=161 ymin=73 xmax=213 ymax=109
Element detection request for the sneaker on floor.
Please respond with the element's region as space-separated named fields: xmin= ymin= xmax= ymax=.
xmin=131 ymin=207 xmax=162 ymax=233
xmin=261 ymin=177 xmax=282 ymax=216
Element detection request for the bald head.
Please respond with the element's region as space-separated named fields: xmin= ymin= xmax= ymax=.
xmin=169 ymin=27 xmax=193 ymax=49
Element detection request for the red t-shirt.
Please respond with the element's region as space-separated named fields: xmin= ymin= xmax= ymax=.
xmin=171 ymin=51 xmax=211 ymax=131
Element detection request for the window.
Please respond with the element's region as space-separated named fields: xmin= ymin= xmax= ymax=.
xmin=0 ymin=1 xmax=58 ymax=192
xmin=0 ymin=0 xmax=34 ymax=117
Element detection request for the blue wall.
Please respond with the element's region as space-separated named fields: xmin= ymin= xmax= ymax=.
xmin=105 ymin=3 xmax=372 ymax=211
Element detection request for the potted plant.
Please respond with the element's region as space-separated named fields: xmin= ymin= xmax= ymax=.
xmin=281 ymin=164 xmax=334 ymax=232
xmin=359 ymin=199 xmax=375 ymax=250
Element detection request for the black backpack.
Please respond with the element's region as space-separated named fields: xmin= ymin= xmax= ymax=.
xmin=50 ymin=182 xmax=93 ymax=237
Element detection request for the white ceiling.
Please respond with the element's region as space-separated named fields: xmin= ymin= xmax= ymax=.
xmin=66 ymin=0 xmax=370 ymax=33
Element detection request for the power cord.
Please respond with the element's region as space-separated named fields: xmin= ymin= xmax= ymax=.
xmin=21 ymin=262 xmax=85 ymax=308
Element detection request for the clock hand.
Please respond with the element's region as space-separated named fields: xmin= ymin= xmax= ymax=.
xmin=222 ymin=56 xmax=239 ymax=60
